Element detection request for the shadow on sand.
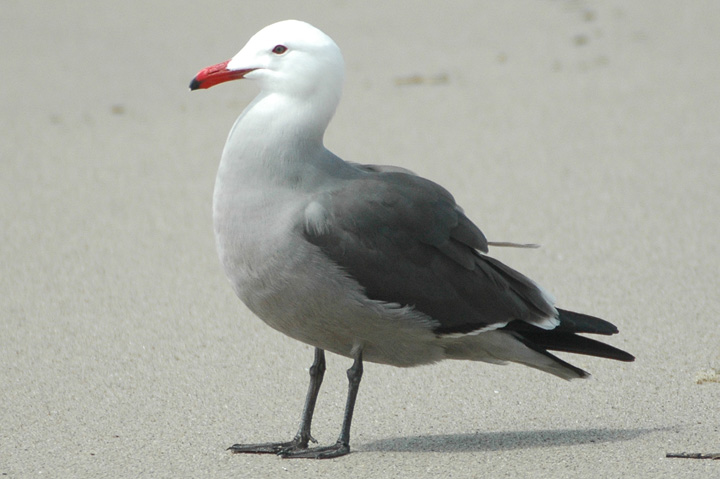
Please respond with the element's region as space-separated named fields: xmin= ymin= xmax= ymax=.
xmin=360 ymin=427 xmax=656 ymax=453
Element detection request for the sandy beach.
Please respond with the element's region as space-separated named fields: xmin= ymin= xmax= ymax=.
xmin=2 ymin=1 xmax=719 ymax=477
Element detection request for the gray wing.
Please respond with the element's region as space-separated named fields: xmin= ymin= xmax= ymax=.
xmin=301 ymin=169 xmax=558 ymax=334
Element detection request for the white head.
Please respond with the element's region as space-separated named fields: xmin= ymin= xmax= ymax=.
xmin=191 ymin=20 xmax=345 ymax=112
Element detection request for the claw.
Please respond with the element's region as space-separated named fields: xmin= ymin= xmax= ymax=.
xmin=228 ymin=440 xmax=299 ymax=454
xmin=279 ymin=441 xmax=350 ymax=459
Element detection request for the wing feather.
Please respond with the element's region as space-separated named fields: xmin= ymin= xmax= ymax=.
xmin=302 ymin=169 xmax=555 ymax=333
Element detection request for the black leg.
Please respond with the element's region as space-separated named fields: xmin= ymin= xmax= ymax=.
xmin=337 ymin=348 xmax=363 ymax=447
xmin=279 ymin=349 xmax=363 ymax=459
xmin=228 ymin=348 xmax=326 ymax=455
xmin=291 ymin=347 xmax=326 ymax=446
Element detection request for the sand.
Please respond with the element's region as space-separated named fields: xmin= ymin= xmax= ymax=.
xmin=2 ymin=1 xmax=719 ymax=477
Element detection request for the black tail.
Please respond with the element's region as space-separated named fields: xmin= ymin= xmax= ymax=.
xmin=503 ymin=309 xmax=635 ymax=363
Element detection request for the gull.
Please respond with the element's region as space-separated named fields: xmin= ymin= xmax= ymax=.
xmin=189 ymin=19 xmax=634 ymax=459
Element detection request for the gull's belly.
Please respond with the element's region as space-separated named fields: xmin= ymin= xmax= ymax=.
xmin=215 ymin=214 xmax=443 ymax=367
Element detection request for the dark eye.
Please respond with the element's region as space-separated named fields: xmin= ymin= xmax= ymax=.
xmin=272 ymin=45 xmax=288 ymax=55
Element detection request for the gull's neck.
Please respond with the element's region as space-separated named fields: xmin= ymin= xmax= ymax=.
xmin=218 ymin=90 xmax=342 ymax=188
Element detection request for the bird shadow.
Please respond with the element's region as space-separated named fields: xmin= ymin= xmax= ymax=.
xmin=359 ymin=427 xmax=657 ymax=453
